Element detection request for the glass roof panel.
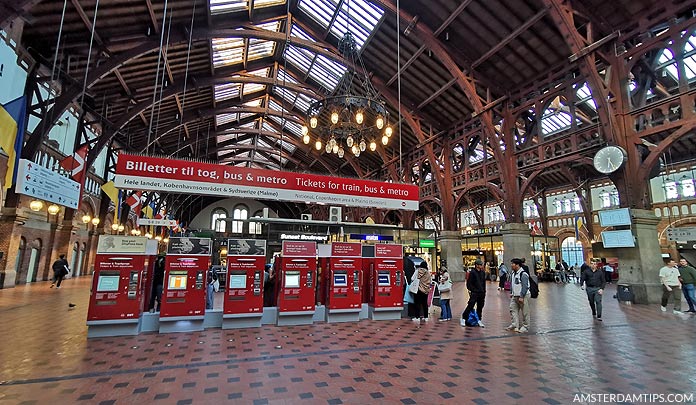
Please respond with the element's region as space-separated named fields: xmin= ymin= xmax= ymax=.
xmin=298 ymin=0 xmax=383 ymax=51
xmin=214 ymin=82 xmax=241 ymax=102
xmin=286 ymin=25 xmax=346 ymax=92
xmin=210 ymin=0 xmax=285 ymax=15
xmin=213 ymin=22 xmax=279 ymax=68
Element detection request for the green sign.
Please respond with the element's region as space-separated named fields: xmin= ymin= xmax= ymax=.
xmin=419 ymin=239 xmax=436 ymax=248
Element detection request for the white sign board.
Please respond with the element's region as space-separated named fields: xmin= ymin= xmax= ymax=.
xmin=666 ymin=227 xmax=696 ymax=242
xmin=137 ymin=218 xmax=178 ymax=227
xmin=97 ymin=235 xmax=149 ymax=254
xmin=598 ymin=208 xmax=632 ymax=227
xmin=601 ymin=230 xmax=635 ymax=248
xmin=15 ymin=159 xmax=80 ymax=209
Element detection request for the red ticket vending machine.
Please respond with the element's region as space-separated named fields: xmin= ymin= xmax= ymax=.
xmin=159 ymin=237 xmax=211 ymax=333
xmin=223 ymin=239 xmax=267 ymax=329
xmin=86 ymin=236 xmax=154 ymax=338
xmin=325 ymin=242 xmax=363 ymax=323
xmin=276 ymin=241 xmax=317 ymax=326
xmin=369 ymin=244 xmax=404 ymax=320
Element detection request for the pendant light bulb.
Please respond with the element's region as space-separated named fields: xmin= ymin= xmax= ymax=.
xmin=315 ymin=139 xmax=322 ymax=150
xmin=303 ymin=133 xmax=310 ymax=144
xmin=355 ymin=110 xmax=364 ymax=124
xmin=385 ymin=126 xmax=393 ymax=137
xmin=376 ymin=115 xmax=384 ymax=130
xmin=330 ymin=137 xmax=337 ymax=149
xmin=325 ymin=142 xmax=332 ymax=153
xmin=338 ymin=147 xmax=345 ymax=158
xmin=382 ymin=135 xmax=389 ymax=145
xmin=359 ymin=139 xmax=366 ymax=152
xmin=301 ymin=125 xmax=309 ymax=136
xmin=346 ymin=135 xmax=354 ymax=147
xmin=369 ymin=140 xmax=377 ymax=151
xmin=310 ymin=116 xmax=318 ymax=129
xmin=331 ymin=111 xmax=339 ymax=124
xmin=332 ymin=143 xmax=339 ymax=154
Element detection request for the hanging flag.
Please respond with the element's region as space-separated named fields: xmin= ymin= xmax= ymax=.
xmin=531 ymin=222 xmax=543 ymax=236
xmin=126 ymin=191 xmax=142 ymax=217
xmin=100 ymin=181 xmax=119 ymax=204
xmin=0 ymin=95 xmax=27 ymax=189
xmin=60 ymin=144 xmax=89 ymax=184
xmin=574 ymin=215 xmax=583 ymax=239
xmin=142 ymin=201 xmax=155 ymax=219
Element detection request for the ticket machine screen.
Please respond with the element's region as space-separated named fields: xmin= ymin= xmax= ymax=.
xmin=97 ymin=271 xmax=120 ymax=292
xmin=168 ymin=271 xmax=188 ymax=290
xmin=229 ymin=273 xmax=247 ymax=289
xmin=377 ymin=272 xmax=390 ymax=286
xmin=333 ymin=273 xmax=347 ymax=287
xmin=285 ymin=272 xmax=300 ymax=288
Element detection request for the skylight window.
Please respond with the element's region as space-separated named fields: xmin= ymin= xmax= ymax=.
xmin=210 ymin=0 xmax=285 ymax=16
xmin=272 ymin=71 xmax=319 ymax=113
xmin=212 ymin=22 xmax=279 ymax=68
xmin=298 ymin=0 xmax=383 ymax=51
xmin=214 ymin=82 xmax=241 ymax=102
xmin=285 ymin=25 xmax=347 ymax=92
xmin=575 ymin=83 xmax=597 ymax=110
xmin=541 ymin=108 xmax=577 ymax=136
xmin=658 ymin=48 xmax=679 ymax=80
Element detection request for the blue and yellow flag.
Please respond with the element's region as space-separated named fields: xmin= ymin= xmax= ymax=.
xmin=0 ymin=95 xmax=26 ymax=189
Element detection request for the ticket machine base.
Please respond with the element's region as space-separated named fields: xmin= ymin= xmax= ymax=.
xmin=158 ymin=316 xmax=204 ymax=333
xmin=359 ymin=303 xmax=369 ymax=320
xmin=368 ymin=305 xmax=403 ymax=321
xmin=204 ymin=309 xmax=223 ymax=329
xmin=87 ymin=319 xmax=139 ymax=338
xmin=139 ymin=312 xmax=160 ymax=333
xmin=222 ymin=313 xmax=262 ymax=329
xmin=325 ymin=308 xmax=360 ymax=323
xmin=277 ymin=310 xmax=314 ymax=326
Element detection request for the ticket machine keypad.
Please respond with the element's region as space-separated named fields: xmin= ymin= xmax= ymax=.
xmin=195 ymin=271 xmax=204 ymax=290
xmin=306 ymin=271 xmax=313 ymax=288
xmin=253 ymin=271 xmax=261 ymax=296
xmin=395 ymin=271 xmax=402 ymax=287
xmin=127 ymin=271 xmax=139 ymax=299
xmin=353 ymin=270 xmax=360 ymax=293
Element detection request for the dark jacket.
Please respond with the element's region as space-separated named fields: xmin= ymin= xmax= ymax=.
xmin=466 ymin=269 xmax=487 ymax=293
xmin=679 ymin=265 xmax=696 ymax=285
xmin=52 ymin=258 xmax=69 ymax=275
xmin=580 ymin=267 xmax=606 ymax=289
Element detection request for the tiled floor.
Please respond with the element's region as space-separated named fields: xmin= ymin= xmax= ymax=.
xmin=1 ymin=277 xmax=695 ymax=404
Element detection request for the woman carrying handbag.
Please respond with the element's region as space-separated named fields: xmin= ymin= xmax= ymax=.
xmin=437 ymin=267 xmax=453 ymax=321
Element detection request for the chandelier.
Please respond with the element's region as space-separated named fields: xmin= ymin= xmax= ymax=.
xmin=301 ymin=31 xmax=393 ymax=158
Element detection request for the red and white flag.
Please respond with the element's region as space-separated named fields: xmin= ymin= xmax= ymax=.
xmin=126 ymin=191 xmax=142 ymax=217
xmin=60 ymin=144 xmax=88 ymax=184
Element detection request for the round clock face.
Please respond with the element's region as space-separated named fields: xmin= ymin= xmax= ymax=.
xmin=593 ymin=145 xmax=626 ymax=174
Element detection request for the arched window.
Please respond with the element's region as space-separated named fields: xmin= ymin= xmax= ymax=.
xmin=561 ymin=237 xmax=584 ymax=268
xmin=250 ymin=210 xmax=263 ymax=235
xmin=232 ymin=205 xmax=248 ymax=234
xmin=211 ymin=208 xmax=227 ymax=232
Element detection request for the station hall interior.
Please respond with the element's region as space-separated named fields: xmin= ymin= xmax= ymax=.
xmin=2 ymin=0 xmax=696 ymax=403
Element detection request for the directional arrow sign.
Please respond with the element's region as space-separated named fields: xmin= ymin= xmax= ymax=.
xmin=15 ymin=159 xmax=80 ymax=209
xmin=666 ymin=227 xmax=696 ymax=242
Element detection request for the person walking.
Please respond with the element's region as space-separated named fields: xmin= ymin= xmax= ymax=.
xmin=603 ymin=262 xmax=614 ymax=284
xmin=50 ymin=254 xmax=70 ymax=288
xmin=437 ymin=267 xmax=452 ymax=321
xmin=678 ymin=258 xmax=696 ymax=313
xmin=461 ymin=259 xmax=487 ymax=327
xmin=580 ymin=260 xmax=606 ymax=321
xmin=413 ymin=261 xmax=432 ymax=322
xmin=660 ymin=258 xmax=683 ymax=314
xmin=507 ymin=258 xmax=530 ymax=333
xmin=497 ymin=263 xmax=508 ymax=291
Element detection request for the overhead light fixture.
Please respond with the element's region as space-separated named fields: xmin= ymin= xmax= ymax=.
xmin=47 ymin=204 xmax=60 ymax=215
xmin=91 ymin=217 xmax=100 ymax=226
xmin=301 ymin=29 xmax=393 ymax=159
xmin=82 ymin=214 xmax=91 ymax=224
xmin=112 ymin=223 xmax=120 ymax=231
xmin=118 ymin=225 xmax=125 ymax=232
xmin=29 ymin=200 xmax=44 ymax=212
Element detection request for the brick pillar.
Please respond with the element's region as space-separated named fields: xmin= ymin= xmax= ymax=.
xmin=0 ymin=209 xmax=28 ymax=288
xmin=47 ymin=219 xmax=75 ymax=279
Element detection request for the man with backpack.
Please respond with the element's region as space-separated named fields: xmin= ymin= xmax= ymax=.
xmin=507 ymin=258 xmax=531 ymax=333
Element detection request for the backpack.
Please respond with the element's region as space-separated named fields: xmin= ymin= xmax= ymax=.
xmin=465 ymin=310 xmax=480 ymax=327
xmin=528 ymin=274 xmax=539 ymax=299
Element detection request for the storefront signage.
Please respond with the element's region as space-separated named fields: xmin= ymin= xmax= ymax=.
xmin=280 ymin=234 xmax=329 ymax=241
xmin=114 ymin=154 xmax=419 ymax=210
xmin=16 ymin=159 xmax=80 ymax=209
xmin=419 ymin=239 xmax=436 ymax=248
xmin=350 ymin=234 xmax=394 ymax=241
